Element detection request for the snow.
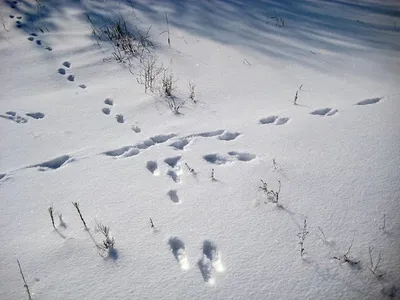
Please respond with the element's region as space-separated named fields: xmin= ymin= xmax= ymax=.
xmin=1 ymin=0 xmax=400 ymax=299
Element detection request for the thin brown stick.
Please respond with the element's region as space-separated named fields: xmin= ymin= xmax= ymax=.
xmin=17 ymin=260 xmax=32 ymax=300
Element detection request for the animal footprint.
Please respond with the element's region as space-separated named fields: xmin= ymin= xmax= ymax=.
xmin=310 ymin=108 xmax=338 ymax=116
xmin=131 ymin=125 xmax=141 ymax=133
xmin=1 ymin=111 xmax=28 ymax=123
xmin=30 ymin=155 xmax=72 ymax=171
xmin=198 ymin=240 xmax=223 ymax=284
xmin=63 ymin=61 xmax=71 ymax=68
xmin=202 ymin=241 xmax=223 ymax=272
xmin=116 ymin=114 xmax=125 ymax=123
xmin=170 ymin=138 xmax=190 ymax=150
xmin=164 ymin=156 xmax=181 ymax=168
xmin=168 ymin=237 xmax=189 ymax=270
xmin=104 ymin=98 xmax=114 ymax=106
xmin=27 ymin=36 xmax=34 ymax=41
xmin=203 ymin=153 xmax=229 ymax=165
xmin=102 ymin=108 xmax=111 ymax=115
xmin=198 ymin=256 xmax=214 ymax=284
xmin=167 ymin=189 xmax=180 ymax=203
xmin=146 ymin=160 xmax=159 ymax=176
xmin=103 ymin=146 xmax=139 ymax=158
xmin=45 ymin=47 xmax=52 ymax=51
xmin=67 ymin=75 xmax=75 ymax=82
xmin=227 ymin=151 xmax=256 ymax=162
xmin=26 ymin=112 xmax=45 ymax=119
xmin=356 ymin=97 xmax=382 ymax=106
xmin=259 ymin=116 xmax=290 ymax=125
xmin=218 ymin=130 xmax=241 ymax=141
xmin=164 ymin=156 xmax=182 ymax=183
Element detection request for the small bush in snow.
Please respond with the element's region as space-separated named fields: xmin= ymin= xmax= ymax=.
xmin=259 ymin=180 xmax=281 ymax=205
xmin=86 ymin=12 xmax=153 ymax=65
xmin=297 ymin=220 xmax=309 ymax=258
xmin=136 ymin=56 xmax=163 ymax=93
xmin=166 ymin=96 xmax=185 ymax=115
xmin=333 ymin=237 xmax=360 ymax=267
xmin=161 ymin=69 xmax=175 ymax=97
xmin=96 ymin=221 xmax=115 ymax=256
xmin=188 ymin=81 xmax=196 ymax=103
xmin=367 ymin=247 xmax=386 ymax=278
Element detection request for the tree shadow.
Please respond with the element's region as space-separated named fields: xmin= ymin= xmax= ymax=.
xmin=7 ymin=0 xmax=399 ymax=73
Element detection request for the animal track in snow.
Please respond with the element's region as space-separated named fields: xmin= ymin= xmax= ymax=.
xmin=30 ymin=155 xmax=72 ymax=171
xmin=27 ymin=36 xmax=34 ymax=41
xmin=63 ymin=61 xmax=71 ymax=68
xmin=79 ymin=84 xmax=87 ymax=89
xmin=103 ymin=146 xmax=139 ymax=158
xmin=104 ymin=98 xmax=114 ymax=106
xmin=198 ymin=256 xmax=214 ymax=284
xmin=67 ymin=75 xmax=75 ymax=82
xmin=168 ymin=237 xmax=189 ymax=270
xmin=204 ymin=151 xmax=256 ymax=164
xmin=227 ymin=151 xmax=256 ymax=162
xmin=356 ymin=97 xmax=382 ymax=106
xmin=203 ymin=154 xmax=229 ymax=165
xmin=170 ymin=138 xmax=190 ymax=150
xmin=0 ymin=174 xmax=6 ymax=180
xmin=36 ymin=40 xmax=42 ymax=45
xmin=167 ymin=170 xmax=181 ymax=183
xmin=135 ymin=134 xmax=176 ymax=150
xmin=1 ymin=111 xmax=28 ymax=123
xmin=146 ymin=161 xmax=159 ymax=176
xmin=26 ymin=112 xmax=45 ymax=119
xmin=185 ymin=129 xmax=241 ymax=141
xmin=202 ymin=240 xmax=224 ymax=272
xmin=167 ymin=189 xmax=180 ymax=203
xmin=198 ymin=241 xmax=223 ymax=284
xmin=259 ymin=116 xmax=290 ymax=125
xmin=115 ymin=114 xmax=125 ymax=123
xmin=218 ymin=130 xmax=241 ymax=141
xmin=310 ymin=108 xmax=338 ymax=116
xmin=131 ymin=125 xmax=141 ymax=133
xmin=102 ymin=99 xmax=113 ymax=115
xmin=102 ymin=108 xmax=111 ymax=115
xmin=103 ymin=134 xmax=176 ymax=158
xmin=45 ymin=47 xmax=52 ymax=51
xmin=164 ymin=156 xmax=182 ymax=168
xmin=165 ymin=156 xmax=182 ymax=183
xmin=58 ymin=68 xmax=66 ymax=76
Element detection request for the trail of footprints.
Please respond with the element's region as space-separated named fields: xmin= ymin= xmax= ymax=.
xmin=168 ymin=238 xmax=224 ymax=285
xmin=1 ymin=2 xmax=387 ymax=288
xmin=57 ymin=61 xmax=87 ymax=88
xmin=0 ymin=110 xmax=45 ymax=123
xmin=101 ymin=98 xmax=141 ymax=131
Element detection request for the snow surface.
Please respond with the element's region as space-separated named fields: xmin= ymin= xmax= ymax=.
xmin=1 ymin=0 xmax=400 ymax=299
